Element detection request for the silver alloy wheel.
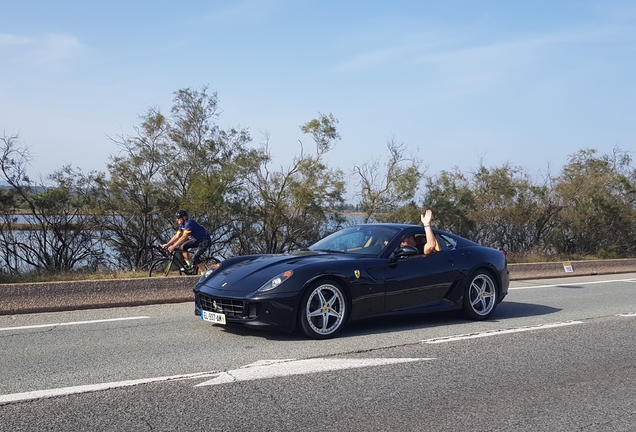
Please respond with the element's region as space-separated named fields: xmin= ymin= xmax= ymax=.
xmin=305 ymin=283 xmax=346 ymax=336
xmin=467 ymin=273 xmax=496 ymax=316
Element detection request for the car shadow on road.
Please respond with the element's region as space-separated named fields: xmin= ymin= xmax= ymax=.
xmin=337 ymin=301 xmax=562 ymax=339
xmin=493 ymin=301 xmax=562 ymax=319
xmin=210 ymin=321 xmax=309 ymax=341
xmin=207 ymin=301 xmax=561 ymax=341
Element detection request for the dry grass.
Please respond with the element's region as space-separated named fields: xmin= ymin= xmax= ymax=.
xmin=0 ymin=270 xmax=149 ymax=284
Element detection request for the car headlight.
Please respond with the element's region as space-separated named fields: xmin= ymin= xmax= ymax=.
xmin=257 ymin=270 xmax=293 ymax=293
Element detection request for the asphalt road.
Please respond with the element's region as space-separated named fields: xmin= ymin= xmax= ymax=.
xmin=1 ymin=273 xmax=635 ymax=431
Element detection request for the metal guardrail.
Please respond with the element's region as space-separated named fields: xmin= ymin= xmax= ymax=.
xmin=1 ymin=259 xmax=634 ymax=315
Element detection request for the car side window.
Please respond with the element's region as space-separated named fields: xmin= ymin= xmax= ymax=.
xmin=437 ymin=234 xmax=457 ymax=250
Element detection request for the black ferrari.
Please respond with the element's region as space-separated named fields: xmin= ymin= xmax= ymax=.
xmin=193 ymin=223 xmax=510 ymax=339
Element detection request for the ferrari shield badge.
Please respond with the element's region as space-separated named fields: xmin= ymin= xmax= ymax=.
xmin=354 ymin=270 xmax=360 ymax=279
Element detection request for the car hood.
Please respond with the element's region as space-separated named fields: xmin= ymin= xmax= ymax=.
xmin=196 ymin=250 xmax=359 ymax=295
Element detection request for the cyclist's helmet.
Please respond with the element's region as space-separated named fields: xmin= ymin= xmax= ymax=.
xmin=175 ymin=210 xmax=188 ymax=219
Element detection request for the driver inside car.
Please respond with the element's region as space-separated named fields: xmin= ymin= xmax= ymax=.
xmin=398 ymin=209 xmax=438 ymax=255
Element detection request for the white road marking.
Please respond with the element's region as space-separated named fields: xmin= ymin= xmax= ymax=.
xmin=422 ymin=321 xmax=583 ymax=344
xmin=510 ymin=278 xmax=636 ymax=290
xmin=0 ymin=357 xmax=432 ymax=404
xmin=618 ymin=312 xmax=636 ymax=317
xmin=0 ymin=316 xmax=150 ymax=332
xmin=194 ymin=357 xmax=433 ymax=387
xmin=0 ymin=371 xmax=219 ymax=405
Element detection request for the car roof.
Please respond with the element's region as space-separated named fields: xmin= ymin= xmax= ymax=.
xmin=351 ymin=223 xmax=471 ymax=243
xmin=353 ymin=223 xmax=418 ymax=229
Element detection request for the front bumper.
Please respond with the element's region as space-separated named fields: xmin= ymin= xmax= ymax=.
xmin=194 ymin=290 xmax=300 ymax=332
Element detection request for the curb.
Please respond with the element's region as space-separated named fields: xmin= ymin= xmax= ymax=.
xmin=0 ymin=276 xmax=200 ymax=315
xmin=1 ymin=259 xmax=634 ymax=315
xmin=507 ymin=258 xmax=636 ymax=280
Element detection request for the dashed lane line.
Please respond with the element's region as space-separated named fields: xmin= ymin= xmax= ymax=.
xmin=0 ymin=316 xmax=150 ymax=332
xmin=422 ymin=321 xmax=584 ymax=344
xmin=510 ymin=278 xmax=636 ymax=290
xmin=0 ymin=371 xmax=219 ymax=405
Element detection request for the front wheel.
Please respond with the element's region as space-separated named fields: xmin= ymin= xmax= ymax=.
xmin=462 ymin=271 xmax=498 ymax=320
xmin=149 ymin=258 xmax=180 ymax=277
xmin=299 ymin=280 xmax=348 ymax=339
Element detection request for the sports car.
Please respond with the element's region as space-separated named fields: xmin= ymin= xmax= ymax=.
xmin=193 ymin=223 xmax=510 ymax=339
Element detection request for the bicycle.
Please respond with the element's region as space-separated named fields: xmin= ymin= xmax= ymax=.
xmin=148 ymin=245 xmax=220 ymax=277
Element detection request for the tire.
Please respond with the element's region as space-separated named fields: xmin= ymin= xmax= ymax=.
xmin=299 ymin=280 xmax=348 ymax=339
xmin=462 ymin=270 xmax=498 ymax=320
xmin=149 ymin=258 xmax=180 ymax=277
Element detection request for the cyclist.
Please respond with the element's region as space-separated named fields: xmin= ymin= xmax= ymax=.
xmin=162 ymin=210 xmax=211 ymax=274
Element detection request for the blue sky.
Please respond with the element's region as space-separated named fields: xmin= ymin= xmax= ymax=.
xmin=2 ymin=1 xmax=635 ymax=196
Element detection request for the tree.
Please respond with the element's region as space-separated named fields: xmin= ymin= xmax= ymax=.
xmin=101 ymin=108 xmax=172 ymax=270
xmin=161 ymin=87 xmax=267 ymax=259
xmin=102 ymin=87 xmax=269 ymax=266
xmin=471 ymin=163 xmax=555 ymax=253
xmin=352 ymin=137 xmax=422 ymax=223
xmin=164 ymin=86 xmax=221 ymax=199
xmin=0 ymin=133 xmax=107 ymax=275
xmin=423 ymin=168 xmax=476 ymax=238
xmin=235 ymin=114 xmax=346 ymax=254
xmin=553 ymin=147 xmax=636 ymax=257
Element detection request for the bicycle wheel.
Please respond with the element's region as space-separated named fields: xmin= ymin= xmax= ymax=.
xmin=149 ymin=258 xmax=181 ymax=277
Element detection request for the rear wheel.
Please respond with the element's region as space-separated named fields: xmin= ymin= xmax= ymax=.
xmin=462 ymin=270 xmax=497 ymax=320
xmin=149 ymin=258 xmax=180 ymax=277
xmin=299 ymin=280 xmax=348 ymax=339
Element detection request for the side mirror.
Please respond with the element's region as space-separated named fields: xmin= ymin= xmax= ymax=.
xmin=393 ymin=245 xmax=419 ymax=258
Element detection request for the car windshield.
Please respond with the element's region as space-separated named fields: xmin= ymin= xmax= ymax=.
xmin=309 ymin=225 xmax=401 ymax=256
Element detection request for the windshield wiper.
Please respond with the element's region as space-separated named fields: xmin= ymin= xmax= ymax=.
xmin=312 ymin=248 xmax=347 ymax=254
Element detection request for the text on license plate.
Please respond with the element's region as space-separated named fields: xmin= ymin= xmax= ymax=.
xmin=201 ymin=309 xmax=226 ymax=325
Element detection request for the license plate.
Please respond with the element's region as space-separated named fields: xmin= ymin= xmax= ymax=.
xmin=201 ymin=309 xmax=226 ymax=325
